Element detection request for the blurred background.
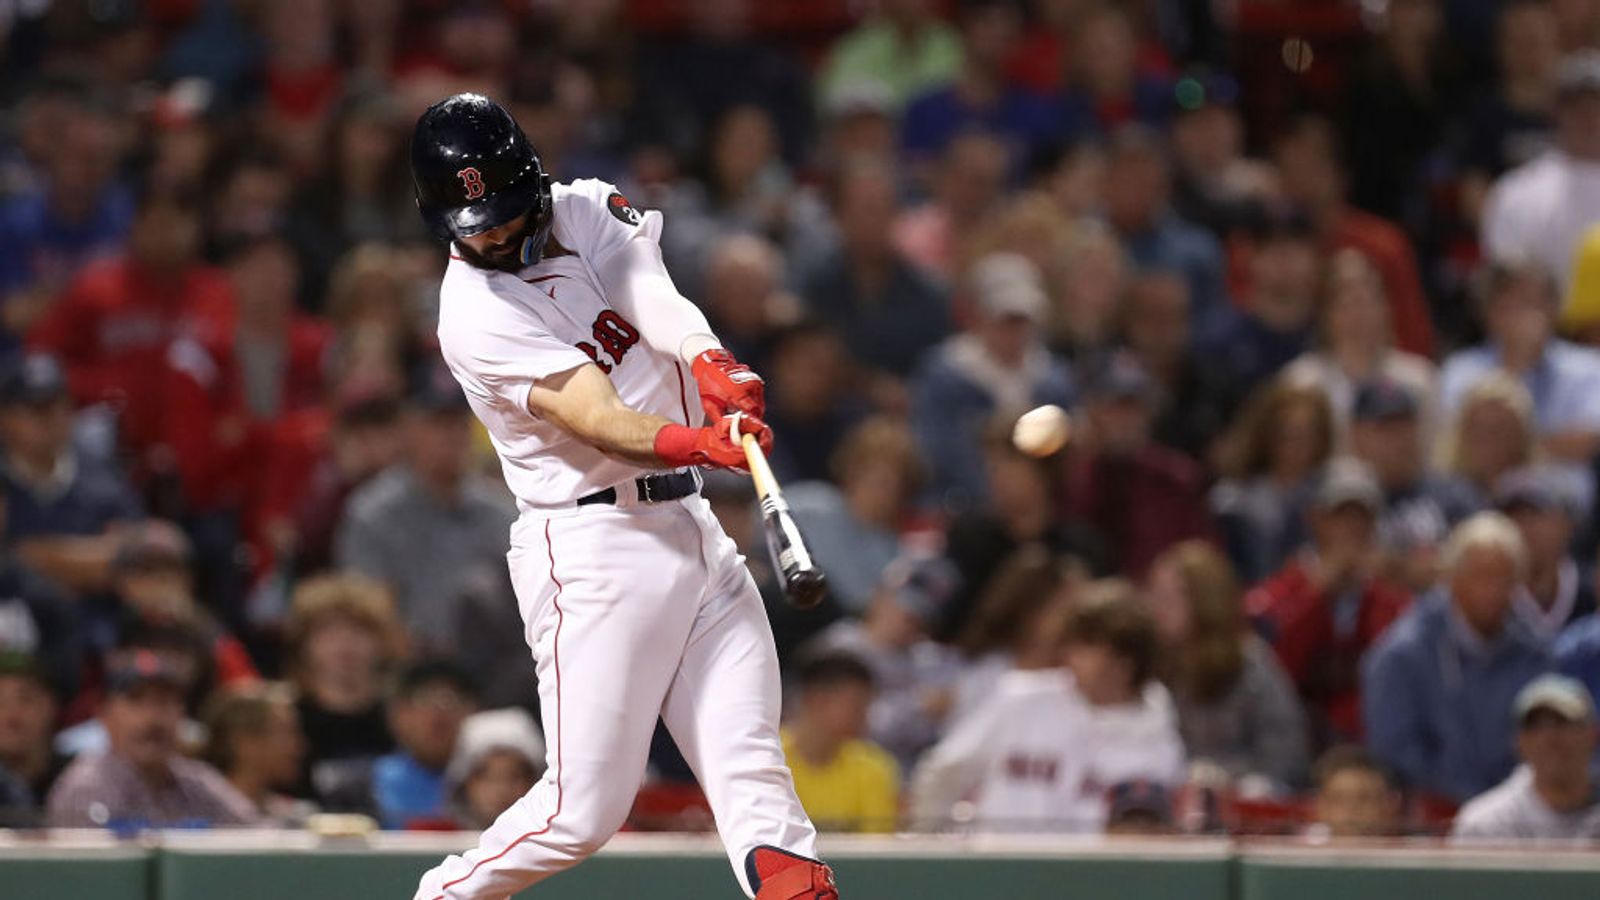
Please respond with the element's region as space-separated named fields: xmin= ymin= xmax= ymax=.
xmin=1 ymin=0 xmax=1600 ymax=870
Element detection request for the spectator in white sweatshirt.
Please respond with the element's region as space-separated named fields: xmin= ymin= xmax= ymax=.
xmin=908 ymin=580 xmax=1186 ymax=833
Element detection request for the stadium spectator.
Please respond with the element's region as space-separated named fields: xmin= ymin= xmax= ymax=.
xmin=1363 ymin=512 xmax=1553 ymax=802
xmin=372 ymin=659 xmax=478 ymax=830
xmin=28 ymin=190 xmax=234 ymax=459
xmin=1435 ymin=373 xmax=1537 ymax=510
xmin=909 ymin=581 xmax=1185 ymax=833
xmin=0 ymin=96 xmax=132 ymax=342
xmin=759 ymin=321 xmax=869 ymax=484
xmin=163 ymin=233 xmax=330 ymax=519
xmin=322 ymin=242 xmax=429 ymax=390
xmin=0 ymin=494 xmax=82 ymax=697
xmin=203 ymin=683 xmax=311 ymax=826
xmin=0 ymin=656 xmax=68 ymax=824
xmin=1271 ymin=116 xmax=1435 ymax=358
xmin=1452 ymin=674 xmax=1600 ymax=840
xmin=266 ymin=393 xmax=403 ymax=581
xmin=1204 ymin=209 xmax=1320 ymax=391
xmin=1348 ymin=380 xmax=1478 ymax=590
xmin=0 ymin=354 xmax=141 ymax=594
xmin=941 ymin=430 xmax=1106 ymax=638
xmin=797 ymin=158 xmax=952 ymax=380
xmin=1440 ymin=257 xmax=1600 ymax=467
xmin=895 ymin=130 xmax=1012 ymax=280
xmin=1056 ymin=6 xmax=1175 ymax=139
xmin=1283 ymin=249 xmax=1439 ymax=447
xmin=782 ymin=651 xmax=900 ymax=834
xmin=284 ymin=575 xmax=403 ymax=810
xmin=1104 ymin=779 xmax=1178 ymax=836
xmin=1342 ymin=0 xmax=1464 ymax=227
xmin=911 ymin=252 xmax=1075 ymax=507
xmin=1061 ymin=353 xmax=1216 ymax=580
xmin=899 ymin=0 xmax=1056 ymax=166
xmin=659 ymin=105 xmax=794 ymax=300
xmin=46 ymin=650 xmax=256 ymax=828
xmin=1102 ymin=126 xmax=1231 ymax=342
xmin=106 ymin=520 xmax=259 ymax=691
xmin=1247 ymin=458 xmax=1412 ymax=746
xmin=947 ymin=546 xmax=1083 ymax=725
xmin=1494 ymin=466 xmax=1596 ymax=643
xmin=1168 ymin=71 xmax=1273 ymax=237
xmin=1454 ymin=0 xmax=1560 ymax=222
xmin=806 ymin=554 xmax=966 ymax=774
xmin=1045 ymin=220 xmax=1127 ymax=366
xmin=444 ymin=708 xmax=546 ymax=831
xmin=785 ymin=418 xmax=925 ymax=614
xmin=1483 ymin=50 xmax=1600 ymax=295
xmin=1211 ymin=379 xmax=1337 ymax=584
xmin=699 ymin=234 xmax=792 ymax=376
xmin=1146 ymin=542 xmax=1308 ymax=794
xmin=334 ymin=375 xmax=515 ymax=654
xmin=817 ymin=0 xmax=961 ymax=113
xmin=1308 ymin=745 xmax=1403 ymax=838
xmin=1121 ymin=269 xmax=1236 ymax=460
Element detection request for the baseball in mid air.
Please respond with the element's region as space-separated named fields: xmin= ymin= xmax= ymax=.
xmin=1012 ymin=404 xmax=1072 ymax=457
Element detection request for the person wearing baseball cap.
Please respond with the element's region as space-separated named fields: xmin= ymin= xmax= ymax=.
xmin=803 ymin=553 xmax=966 ymax=774
xmin=910 ymin=252 xmax=1074 ymax=508
xmin=1452 ymin=674 xmax=1600 ymax=841
xmin=1495 ymin=466 xmax=1596 ymax=643
xmin=45 ymin=649 xmax=257 ymax=829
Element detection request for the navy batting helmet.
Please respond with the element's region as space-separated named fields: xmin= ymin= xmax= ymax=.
xmin=410 ymin=94 xmax=554 ymax=262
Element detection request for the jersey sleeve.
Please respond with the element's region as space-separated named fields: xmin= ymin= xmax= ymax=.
xmin=440 ymin=278 xmax=592 ymax=416
xmin=557 ymin=178 xmax=663 ymax=275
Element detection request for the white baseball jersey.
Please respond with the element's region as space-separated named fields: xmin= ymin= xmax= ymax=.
xmin=437 ymin=178 xmax=700 ymax=512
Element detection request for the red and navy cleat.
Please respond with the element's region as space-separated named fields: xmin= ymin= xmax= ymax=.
xmin=746 ymin=846 xmax=838 ymax=900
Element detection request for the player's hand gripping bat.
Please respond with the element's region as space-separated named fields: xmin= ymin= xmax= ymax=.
xmin=738 ymin=426 xmax=827 ymax=609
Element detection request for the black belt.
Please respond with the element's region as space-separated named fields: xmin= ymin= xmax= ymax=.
xmin=576 ymin=470 xmax=700 ymax=507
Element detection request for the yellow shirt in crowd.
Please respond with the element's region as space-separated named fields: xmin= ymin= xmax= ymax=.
xmin=781 ymin=728 xmax=901 ymax=833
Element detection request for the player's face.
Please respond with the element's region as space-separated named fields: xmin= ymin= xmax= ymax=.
xmin=456 ymin=213 xmax=533 ymax=273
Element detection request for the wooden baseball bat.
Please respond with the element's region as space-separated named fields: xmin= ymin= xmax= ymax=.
xmin=741 ymin=432 xmax=828 ymax=609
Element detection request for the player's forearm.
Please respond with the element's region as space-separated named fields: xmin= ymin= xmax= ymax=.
xmin=599 ymin=237 xmax=720 ymax=362
xmin=555 ymin=401 xmax=679 ymax=466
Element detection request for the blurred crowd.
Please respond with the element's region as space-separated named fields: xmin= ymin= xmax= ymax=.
xmin=5 ymin=0 xmax=1600 ymax=845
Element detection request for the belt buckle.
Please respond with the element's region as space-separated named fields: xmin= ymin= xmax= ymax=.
xmin=637 ymin=476 xmax=657 ymax=504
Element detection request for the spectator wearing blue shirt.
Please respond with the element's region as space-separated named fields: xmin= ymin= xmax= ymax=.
xmin=1199 ymin=209 xmax=1320 ymax=392
xmin=372 ymin=660 xmax=478 ymax=830
xmin=0 ymin=103 xmax=133 ymax=346
xmin=1104 ymin=126 xmax=1233 ymax=346
xmin=1363 ymin=512 xmax=1553 ymax=802
xmin=0 ymin=355 xmax=141 ymax=596
xmin=899 ymin=0 xmax=1058 ymax=170
xmin=910 ymin=253 xmax=1075 ymax=508
xmin=1055 ymin=6 xmax=1175 ymax=140
xmin=1440 ymin=258 xmax=1600 ymax=469
xmin=1494 ymin=466 xmax=1596 ymax=645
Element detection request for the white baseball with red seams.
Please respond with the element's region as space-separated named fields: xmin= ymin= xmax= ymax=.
xmin=416 ymin=179 xmax=819 ymax=899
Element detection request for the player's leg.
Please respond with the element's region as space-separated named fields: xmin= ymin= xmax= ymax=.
xmin=660 ymin=498 xmax=835 ymax=899
xmin=415 ymin=510 xmax=703 ymax=900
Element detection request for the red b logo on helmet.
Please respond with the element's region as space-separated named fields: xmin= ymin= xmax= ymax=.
xmin=457 ymin=167 xmax=485 ymax=200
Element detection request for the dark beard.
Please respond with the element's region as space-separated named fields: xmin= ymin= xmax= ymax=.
xmin=455 ymin=220 xmax=536 ymax=273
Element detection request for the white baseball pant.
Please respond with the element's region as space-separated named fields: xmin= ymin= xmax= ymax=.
xmin=414 ymin=491 xmax=818 ymax=899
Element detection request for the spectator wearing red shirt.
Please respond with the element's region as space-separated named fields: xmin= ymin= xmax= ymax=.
xmin=163 ymin=233 xmax=329 ymax=519
xmin=1247 ymin=458 xmax=1411 ymax=747
xmin=29 ymin=191 xmax=233 ymax=466
xmin=1061 ymin=353 xmax=1216 ymax=580
xmin=1272 ymin=116 xmax=1436 ymax=359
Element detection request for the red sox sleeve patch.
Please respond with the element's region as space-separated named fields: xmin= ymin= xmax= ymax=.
xmin=606 ymin=191 xmax=642 ymax=226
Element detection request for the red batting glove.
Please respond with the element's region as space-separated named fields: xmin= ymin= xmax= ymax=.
xmin=654 ymin=413 xmax=773 ymax=471
xmin=691 ymin=349 xmax=765 ymax=422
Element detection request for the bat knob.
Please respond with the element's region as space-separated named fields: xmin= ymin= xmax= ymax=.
xmin=788 ymin=569 xmax=828 ymax=610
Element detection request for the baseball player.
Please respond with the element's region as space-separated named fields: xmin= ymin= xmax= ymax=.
xmin=407 ymin=94 xmax=838 ymax=900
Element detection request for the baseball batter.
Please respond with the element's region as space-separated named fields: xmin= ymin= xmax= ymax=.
xmin=407 ymin=95 xmax=838 ymax=900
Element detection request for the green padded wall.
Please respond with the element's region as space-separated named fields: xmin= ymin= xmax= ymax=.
xmin=0 ymin=846 xmax=150 ymax=900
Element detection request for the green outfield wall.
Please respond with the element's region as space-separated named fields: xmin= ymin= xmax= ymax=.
xmin=1 ymin=834 xmax=1596 ymax=900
